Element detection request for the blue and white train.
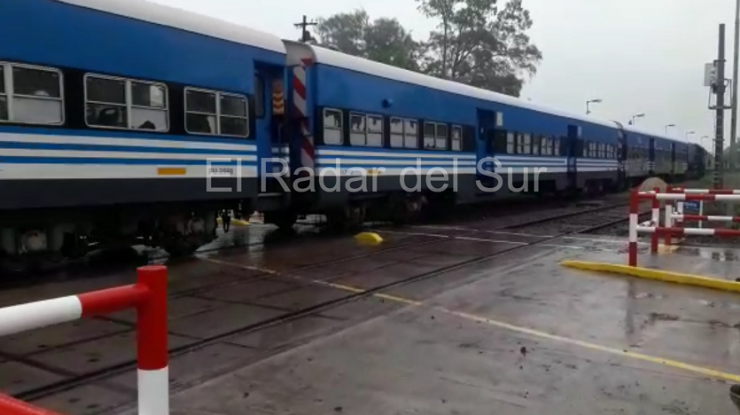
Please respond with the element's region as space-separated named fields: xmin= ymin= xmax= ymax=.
xmin=281 ymin=42 xmax=705 ymax=225
xmin=0 ymin=0 xmax=707 ymax=264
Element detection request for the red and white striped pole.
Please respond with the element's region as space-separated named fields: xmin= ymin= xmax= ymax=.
xmin=664 ymin=186 xmax=673 ymax=246
xmin=0 ymin=266 xmax=169 ymax=415
xmin=136 ymin=266 xmax=169 ymax=415
xmin=651 ymin=187 xmax=660 ymax=254
xmin=629 ymin=188 xmax=638 ymax=266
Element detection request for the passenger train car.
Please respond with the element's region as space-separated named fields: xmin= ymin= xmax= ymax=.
xmin=0 ymin=0 xmax=289 ymax=263
xmin=280 ymin=42 xmax=706 ymax=225
xmin=0 ymin=0 xmax=709 ymax=265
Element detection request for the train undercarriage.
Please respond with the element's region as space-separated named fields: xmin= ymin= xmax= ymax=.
xmin=0 ymin=200 xmax=250 ymax=272
xmin=0 ymin=169 xmax=703 ymax=273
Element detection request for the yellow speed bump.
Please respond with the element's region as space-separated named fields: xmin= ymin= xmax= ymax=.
xmin=354 ymin=232 xmax=384 ymax=246
xmin=561 ymin=260 xmax=740 ymax=293
xmin=217 ymin=217 xmax=250 ymax=226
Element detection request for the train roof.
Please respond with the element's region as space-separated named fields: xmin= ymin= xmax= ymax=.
xmin=55 ymin=0 xmax=286 ymax=54
xmin=622 ymin=124 xmax=681 ymax=144
xmin=305 ymin=44 xmax=617 ymax=129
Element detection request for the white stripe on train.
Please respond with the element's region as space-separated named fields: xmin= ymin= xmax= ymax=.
xmin=0 ymin=132 xmax=257 ymax=152
xmin=0 ymin=165 xmax=259 ymax=180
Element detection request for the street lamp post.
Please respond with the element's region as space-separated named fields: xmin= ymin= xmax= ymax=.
xmin=686 ymin=131 xmax=696 ymax=142
xmin=631 ymin=113 xmax=645 ymax=125
xmin=586 ymin=99 xmax=602 ymax=115
xmin=665 ymin=124 xmax=676 ymax=134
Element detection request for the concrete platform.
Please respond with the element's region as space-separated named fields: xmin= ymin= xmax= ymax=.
xmin=113 ymin=241 xmax=740 ymax=415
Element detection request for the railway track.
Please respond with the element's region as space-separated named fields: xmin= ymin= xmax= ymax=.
xmin=10 ymin=196 xmax=653 ymax=411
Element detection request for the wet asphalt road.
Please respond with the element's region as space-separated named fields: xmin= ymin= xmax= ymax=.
xmin=2 ymin=217 xmax=740 ymax=415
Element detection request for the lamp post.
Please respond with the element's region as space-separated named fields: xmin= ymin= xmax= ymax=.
xmin=586 ymin=99 xmax=602 ymax=115
xmin=686 ymin=131 xmax=696 ymax=143
xmin=631 ymin=113 xmax=645 ymax=125
xmin=665 ymin=124 xmax=676 ymax=134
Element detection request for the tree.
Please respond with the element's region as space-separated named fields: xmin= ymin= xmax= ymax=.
xmin=416 ymin=0 xmax=542 ymax=96
xmin=315 ymin=10 xmax=421 ymax=71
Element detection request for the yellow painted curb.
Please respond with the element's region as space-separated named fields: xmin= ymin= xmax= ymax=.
xmin=561 ymin=260 xmax=740 ymax=293
xmin=354 ymin=232 xmax=384 ymax=246
xmin=217 ymin=218 xmax=250 ymax=226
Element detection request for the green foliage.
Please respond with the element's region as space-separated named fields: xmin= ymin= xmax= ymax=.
xmin=315 ymin=10 xmax=421 ymax=71
xmin=313 ymin=0 xmax=542 ymax=96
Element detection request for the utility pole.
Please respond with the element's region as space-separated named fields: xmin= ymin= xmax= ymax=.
xmin=294 ymin=15 xmax=317 ymax=43
xmin=732 ymin=0 xmax=740 ymax=172
xmin=716 ymin=24 xmax=727 ymax=189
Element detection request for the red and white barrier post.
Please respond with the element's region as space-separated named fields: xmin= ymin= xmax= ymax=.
xmin=0 ymin=266 xmax=169 ymax=415
xmin=629 ymin=190 xmax=740 ymax=266
xmin=629 ymin=189 xmax=639 ymax=267
xmin=651 ymin=187 xmax=660 ymax=254
xmin=136 ymin=266 xmax=169 ymax=415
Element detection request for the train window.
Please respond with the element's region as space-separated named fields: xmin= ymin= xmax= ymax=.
xmin=404 ymin=119 xmax=418 ymax=148
xmin=554 ymin=138 xmax=561 ymax=156
xmin=538 ymin=135 xmax=545 ymax=155
xmin=436 ymin=124 xmax=448 ymax=149
xmin=391 ymin=118 xmax=418 ymax=149
xmin=423 ymin=122 xmax=436 ymax=149
xmin=0 ymin=64 xmax=64 ymax=125
xmin=220 ymin=94 xmax=248 ymax=136
xmin=451 ymin=125 xmax=462 ymax=151
xmin=0 ymin=66 xmax=6 ymax=121
xmin=131 ymin=81 xmax=168 ymax=131
xmin=184 ymin=89 xmax=216 ymax=134
xmin=531 ymin=135 xmax=540 ymax=155
xmin=254 ymin=76 xmax=265 ymax=118
xmin=390 ymin=117 xmax=404 ymax=148
xmin=183 ymin=87 xmax=247 ymax=137
xmin=322 ymin=108 xmax=343 ymax=145
xmin=507 ymin=132 xmax=515 ymax=154
xmin=87 ymin=74 xmax=169 ymax=132
xmin=350 ymin=112 xmax=367 ymax=146
xmin=367 ymin=115 xmax=383 ymax=147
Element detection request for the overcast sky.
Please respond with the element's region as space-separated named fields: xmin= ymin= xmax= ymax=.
xmin=154 ymin=0 xmax=735 ymax=147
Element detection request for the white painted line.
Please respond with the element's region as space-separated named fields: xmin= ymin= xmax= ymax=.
xmin=376 ymin=229 xmax=528 ymax=245
xmin=455 ymin=236 xmax=528 ymax=245
xmin=375 ymin=230 xmax=450 ymax=239
xmin=410 ymin=225 xmax=553 ymax=238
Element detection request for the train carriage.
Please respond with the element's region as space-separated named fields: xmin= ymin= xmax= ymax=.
xmin=0 ymin=0 xmax=710 ymax=265
xmin=280 ymin=43 xmax=644 ymax=225
xmin=0 ymin=0 xmax=288 ymax=262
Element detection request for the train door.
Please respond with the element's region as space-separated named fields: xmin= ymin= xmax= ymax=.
xmin=254 ymin=66 xmax=291 ymax=211
xmin=476 ymin=109 xmax=502 ymax=190
xmin=648 ymin=138 xmax=656 ymax=175
xmin=612 ymin=122 xmax=627 ymax=189
xmin=566 ymin=125 xmax=580 ymax=191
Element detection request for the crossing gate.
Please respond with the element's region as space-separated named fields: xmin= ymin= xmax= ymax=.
xmin=0 ymin=266 xmax=169 ymax=415
xmin=629 ymin=187 xmax=740 ymax=266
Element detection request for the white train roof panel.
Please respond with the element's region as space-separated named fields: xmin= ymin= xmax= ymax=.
xmin=55 ymin=0 xmax=286 ymax=54
xmin=308 ymin=44 xmax=618 ymax=129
